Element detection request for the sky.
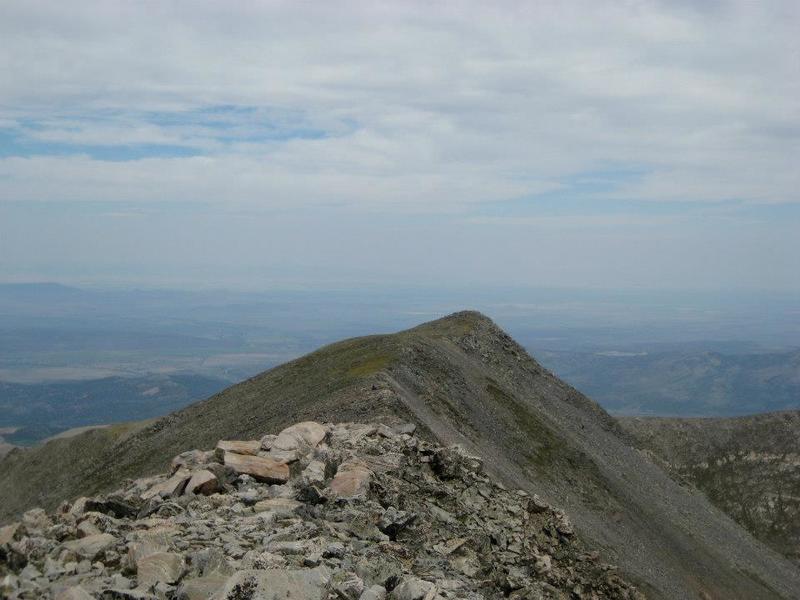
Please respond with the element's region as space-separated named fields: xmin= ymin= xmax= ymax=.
xmin=0 ymin=0 xmax=798 ymax=291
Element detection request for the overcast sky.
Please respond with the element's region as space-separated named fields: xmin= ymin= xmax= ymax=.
xmin=0 ymin=1 xmax=797 ymax=290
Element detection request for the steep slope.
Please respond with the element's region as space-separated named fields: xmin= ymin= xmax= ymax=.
xmin=619 ymin=412 xmax=800 ymax=566
xmin=1 ymin=312 xmax=798 ymax=599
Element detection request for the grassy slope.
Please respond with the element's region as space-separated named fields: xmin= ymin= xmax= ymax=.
xmin=1 ymin=312 xmax=798 ymax=599
xmin=619 ymin=412 xmax=800 ymax=566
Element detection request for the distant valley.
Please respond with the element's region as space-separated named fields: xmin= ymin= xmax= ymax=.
xmin=538 ymin=347 xmax=800 ymax=416
xmin=0 ymin=374 xmax=228 ymax=446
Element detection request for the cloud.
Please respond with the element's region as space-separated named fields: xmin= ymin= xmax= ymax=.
xmin=0 ymin=0 xmax=797 ymax=210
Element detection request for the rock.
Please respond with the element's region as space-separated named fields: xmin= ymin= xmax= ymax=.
xmin=85 ymin=497 xmax=139 ymax=519
xmin=390 ymin=576 xmax=434 ymax=600
xmin=214 ymin=440 xmax=261 ymax=460
xmin=0 ymin=521 xmax=21 ymax=546
xmin=185 ymin=470 xmax=221 ymax=496
xmin=141 ymin=470 xmax=192 ymax=500
xmin=272 ymin=421 xmax=328 ymax=452
xmin=62 ymin=533 xmax=117 ymax=561
xmin=77 ymin=519 xmax=102 ymax=538
xmin=55 ymin=585 xmax=95 ymax=600
xmin=252 ymin=497 xmax=302 ymax=516
xmin=323 ymin=541 xmax=345 ymax=559
xmin=432 ymin=537 xmax=467 ymax=555
xmin=222 ymin=452 xmax=290 ymax=484
xmin=212 ymin=566 xmax=332 ymax=600
xmin=126 ymin=527 xmax=176 ymax=567
xmin=0 ymin=420 xmax=644 ymax=600
xmin=101 ymin=588 xmax=157 ymax=599
xmin=260 ymin=434 xmax=277 ymax=450
xmin=0 ymin=574 xmax=19 ymax=596
xmin=332 ymin=570 xmax=364 ymax=600
xmin=189 ymin=547 xmax=233 ymax=577
xmin=171 ymin=449 xmax=214 ymax=473
xmin=69 ymin=497 xmax=90 ymax=516
xmin=22 ymin=507 xmax=52 ymax=532
xmin=262 ymin=448 xmax=301 ymax=464
xmin=360 ymin=585 xmax=388 ymax=600
xmin=175 ymin=573 xmax=229 ymax=600
xmin=393 ymin=423 xmax=417 ymax=436
xmin=533 ymin=552 xmax=552 ymax=575
xmin=328 ymin=460 xmax=372 ymax=499
xmin=136 ymin=551 xmax=185 ymax=588
xmin=378 ymin=507 xmax=416 ymax=539
xmin=431 ymin=446 xmax=483 ymax=479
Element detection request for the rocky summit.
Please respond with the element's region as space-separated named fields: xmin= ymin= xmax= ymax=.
xmin=0 ymin=420 xmax=642 ymax=600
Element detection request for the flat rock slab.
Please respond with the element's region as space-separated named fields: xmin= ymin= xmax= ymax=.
xmin=253 ymin=498 xmax=303 ymax=516
xmin=211 ymin=567 xmax=331 ymax=600
xmin=215 ymin=440 xmax=261 ymax=461
xmin=223 ymin=452 xmax=290 ymax=484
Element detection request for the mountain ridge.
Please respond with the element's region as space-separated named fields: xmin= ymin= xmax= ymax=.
xmin=1 ymin=311 xmax=798 ymax=599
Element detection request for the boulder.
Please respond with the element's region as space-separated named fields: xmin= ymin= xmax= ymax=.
xmin=272 ymin=422 xmax=327 ymax=452
xmin=328 ymin=460 xmax=372 ymax=499
xmin=222 ymin=452 xmax=289 ymax=484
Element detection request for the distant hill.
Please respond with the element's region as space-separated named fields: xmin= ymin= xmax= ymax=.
xmin=619 ymin=411 xmax=800 ymax=566
xmin=539 ymin=348 xmax=800 ymax=416
xmin=1 ymin=312 xmax=797 ymax=599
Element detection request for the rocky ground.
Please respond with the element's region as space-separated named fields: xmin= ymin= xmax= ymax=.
xmin=0 ymin=420 xmax=642 ymax=600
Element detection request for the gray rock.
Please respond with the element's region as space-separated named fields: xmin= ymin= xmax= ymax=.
xmin=212 ymin=566 xmax=332 ymax=599
xmin=390 ymin=576 xmax=434 ymax=600
xmin=62 ymin=533 xmax=117 ymax=561
xmin=55 ymin=585 xmax=96 ymax=600
xmin=360 ymin=585 xmax=388 ymax=600
xmin=136 ymin=551 xmax=185 ymax=588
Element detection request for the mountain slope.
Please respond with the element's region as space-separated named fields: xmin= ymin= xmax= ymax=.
xmin=619 ymin=412 xmax=800 ymax=566
xmin=1 ymin=312 xmax=798 ymax=599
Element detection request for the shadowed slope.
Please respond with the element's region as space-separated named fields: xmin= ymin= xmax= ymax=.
xmin=1 ymin=312 xmax=798 ymax=599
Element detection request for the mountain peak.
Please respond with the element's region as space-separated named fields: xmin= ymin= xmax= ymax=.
xmin=2 ymin=315 xmax=798 ymax=598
